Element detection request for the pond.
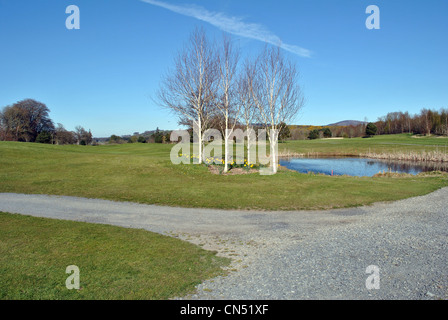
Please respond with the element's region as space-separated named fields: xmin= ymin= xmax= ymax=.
xmin=279 ymin=156 xmax=448 ymax=177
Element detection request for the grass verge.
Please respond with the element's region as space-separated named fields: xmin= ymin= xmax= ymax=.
xmin=0 ymin=212 xmax=229 ymax=300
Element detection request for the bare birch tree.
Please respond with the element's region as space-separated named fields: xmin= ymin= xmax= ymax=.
xmin=252 ymin=46 xmax=304 ymax=173
xmin=216 ymin=35 xmax=241 ymax=172
xmin=156 ymin=27 xmax=218 ymax=163
xmin=237 ymin=59 xmax=258 ymax=164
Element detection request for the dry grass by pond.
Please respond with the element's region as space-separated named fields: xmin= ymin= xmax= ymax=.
xmin=360 ymin=150 xmax=448 ymax=162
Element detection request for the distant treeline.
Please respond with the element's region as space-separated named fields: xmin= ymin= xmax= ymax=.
xmin=0 ymin=98 xmax=175 ymax=146
xmin=107 ymin=127 xmax=172 ymax=144
xmin=288 ymin=125 xmax=366 ymax=140
xmin=288 ymin=108 xmax=448 ymax=140
xmin=0 ymin=99 xmax=92 ymax=145
xmin=2 ymin=99 xmax=446 ymax=145
xmin=374 ymin=108 xmax=448 ymax=136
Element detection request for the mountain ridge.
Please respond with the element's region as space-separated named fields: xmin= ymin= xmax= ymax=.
xmin=326 ymin=120 xmax=367 ymax=126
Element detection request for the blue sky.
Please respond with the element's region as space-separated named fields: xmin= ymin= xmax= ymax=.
xmin=0 ymin=0 xmax=447 ymax=137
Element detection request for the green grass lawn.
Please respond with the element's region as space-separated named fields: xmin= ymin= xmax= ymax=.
xmin=1 ymin=134 xmax=448 ymax=210
xmin=0 ymin=212 xmax=229 ymax=300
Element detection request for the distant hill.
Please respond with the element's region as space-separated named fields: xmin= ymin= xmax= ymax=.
xmin=326 ymin=120 xmax=367 ymax=127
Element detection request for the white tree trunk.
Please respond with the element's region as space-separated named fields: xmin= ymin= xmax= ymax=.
xmin=224 ymin=112 xmax=229 ymax=172
xmin=199 ymin=116 xmax=202 ymax=164
xmin=193 ymin=115 xmax=203 ymax=164
xmin=270 ymin=127 xmax=278 ymax=174
xmin=271 ymin=139 xmax=277 ymax=174
xmin=247 ymin=127 xmax=251 ymax=165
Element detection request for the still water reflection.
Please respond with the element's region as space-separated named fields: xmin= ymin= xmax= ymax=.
xmin=279 ymin=156 xmax=448 ymax=177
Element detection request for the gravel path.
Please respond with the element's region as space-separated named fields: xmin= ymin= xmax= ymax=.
xmin=1 ymin=190 xmax=447 ymax=300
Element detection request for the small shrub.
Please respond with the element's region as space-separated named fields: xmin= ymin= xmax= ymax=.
xmin=35 ymin=131 xmax=52 ymax=144
xmin=308 ymin=129 xmax=319 ymax=140
xmin=366 ymin=123 xmax=378 ymax=137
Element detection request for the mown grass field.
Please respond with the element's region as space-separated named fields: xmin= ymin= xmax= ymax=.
xmin=1 ymin=134 xmax=448 ymax=210
xmin=0 ymin=212 xmax=229 ymax=300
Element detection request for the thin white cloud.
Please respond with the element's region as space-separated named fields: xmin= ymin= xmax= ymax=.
xmin=140 ymin=0 xmax=312 ymax=58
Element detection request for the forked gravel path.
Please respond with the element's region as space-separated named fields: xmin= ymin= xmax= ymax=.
xmin=1 ymin=189 xmax=447 ymax=300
